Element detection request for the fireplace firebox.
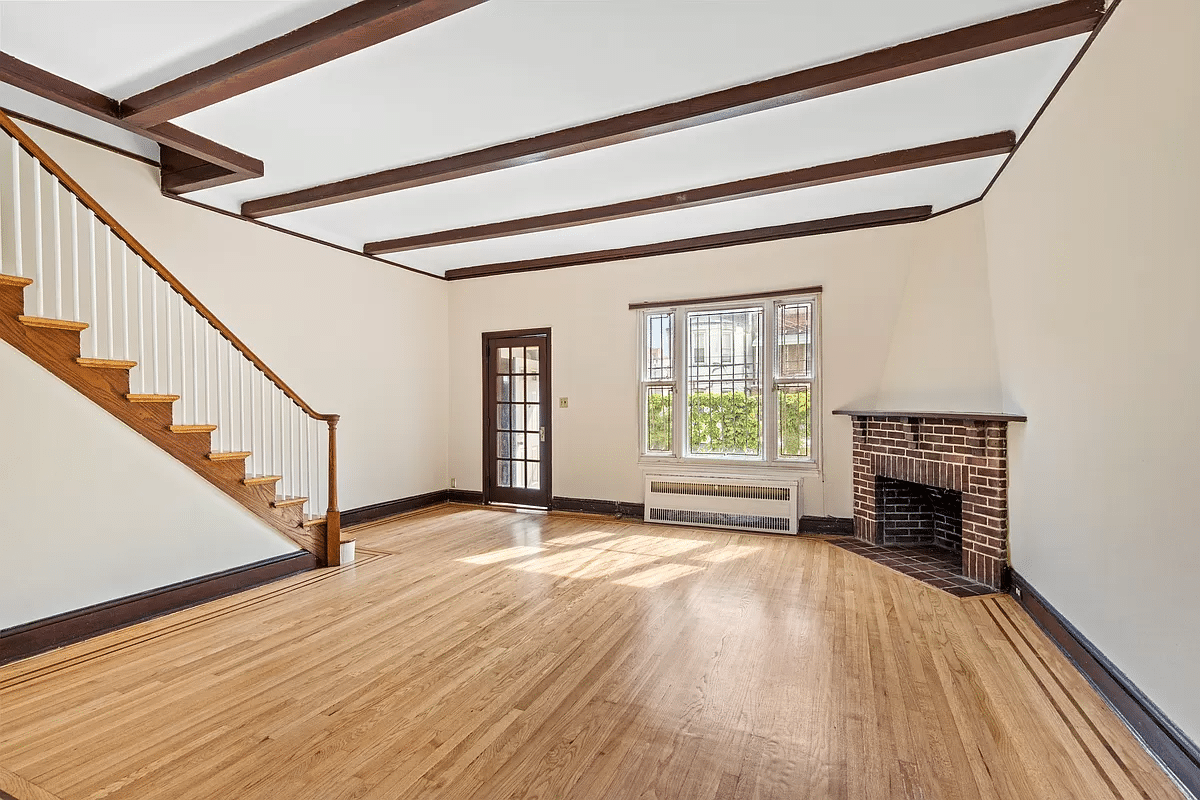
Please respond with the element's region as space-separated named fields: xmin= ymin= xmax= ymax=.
xmin=832 ymin=410 xmax=1026 ymax=590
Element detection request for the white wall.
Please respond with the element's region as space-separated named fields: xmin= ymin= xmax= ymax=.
xmin=17 ymin=121 xmax=450 ymax=511
xmin=447 ymin=213 xmax=1004 ymax=518
xmin=983 ymin=0 xmax=1200 ymax=742
xmin=876 ymin=205 xmax=1003 ymax=412
xmin=0 ymin=339 xmax=297 ymax=629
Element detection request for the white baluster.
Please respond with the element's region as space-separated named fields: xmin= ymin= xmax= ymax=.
xmin=241 ymin=358 xmax=249 ymax=465
xmin=151 ymin=271 xmax=159 ymax=393
xmin=226 ymin=339 xmax=235 ymax=450
xmin=191 ymin=310 xmax=200 ymax=423
xmin=135 ymin=250 xmax=144 ymax=388
xmin=70 ymin=200 xmax=79 ymax=321
xmin=178 ymin=294 xmax=187 ymax=423
xmin=51 ymin=181 xmax=61 ymax=319
xmin=32 ymin=168 xmax=42 ymax=315
xmin=88 ymin=216 xmax=97 ymax=356
xmin=105 ymin=230 xmax=114 ymax=359
xmin=261 ymin=371 xmax=270 ymax=477
xmin=277 ymin=390 xmax=284 ymax=497
xmin=215 ymin=330 xmax=224 ymax=451
xmin=10 ymin=139 xmax=21 ymax=278
xmin=203 ymin=319 xmax=210 ymax=425
xmin=302 ymin=413 xmax=310 ymax=517
xmin=120 ymin=246 xmax=129 ymax=360
xmin=165 ymin=284 xmax=173 ymax=397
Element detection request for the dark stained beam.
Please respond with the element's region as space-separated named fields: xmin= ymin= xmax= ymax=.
xmin=0 ymin=52 xmax=263 ymax=190
xmin=366 ymin=132 xmax=1012 ymax=255
xmin=120 ymin=0 xmax=489 ymax=127
xmin=244 ymin=0 xmax=1103 ymax=218
xmin=442 ymin=206 xmax=933 ymax=281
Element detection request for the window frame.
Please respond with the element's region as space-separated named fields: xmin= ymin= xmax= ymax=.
xmin=637 ymin=292 xmax=821 ymax=474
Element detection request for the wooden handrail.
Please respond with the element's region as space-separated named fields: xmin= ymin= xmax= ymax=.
xmin=0 ymin=108 xmax=335 ymax=422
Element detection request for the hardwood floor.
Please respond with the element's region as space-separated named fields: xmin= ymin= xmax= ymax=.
xmin=0 ymin=506 xmax=1186 ymax=800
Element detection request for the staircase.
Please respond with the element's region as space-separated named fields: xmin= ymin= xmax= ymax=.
xmin=0 ymin=110 xmax=341 ymax=566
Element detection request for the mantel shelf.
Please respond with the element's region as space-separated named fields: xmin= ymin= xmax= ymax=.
xmin=831 ymin=409 xmax=1028 ymax=423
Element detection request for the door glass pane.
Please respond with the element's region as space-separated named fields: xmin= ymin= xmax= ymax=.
xmin=498 ymin=460 xmax=511 ymax=487
xmin=526 ymin=375 xmax=539 ymax=403
xmin=527 ymin=462 xmax=540 ymax=490
xmin=498 ymin=403 xmax=511 ymax=430
xmin=526 ymin=347 xmax=539 ymax=374
xmin=511 ymin=462 xmax=526 ymax=488
xmin=497 ymin=347 xmax=510 ymax=375
xmin=512 ymin=376 xmax=525 ymax=402
xmin=526 ymin=404 xmax=540 ymax=432
xmin=527 ymin=434 xmax=540 ymax=461
xmin=511 ymin=347 xmax=525 ymax=374
xmin=498 ymin=432 xmax=511 ymax=458
xmin=778 ymin=384 xmax=811 ymax=459
xmin=513 ymin=432 xmax=526 ymax=459
xmin=498 ymin=376 xmax=510 ymax=402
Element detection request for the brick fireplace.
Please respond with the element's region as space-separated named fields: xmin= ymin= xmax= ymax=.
xmin=833 ymin=411 xmax=1025 ymax=589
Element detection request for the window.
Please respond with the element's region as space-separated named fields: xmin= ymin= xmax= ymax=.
xmin=639 ymin=293 xmax=819 ymax=467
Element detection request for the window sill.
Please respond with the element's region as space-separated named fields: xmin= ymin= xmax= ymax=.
xmin=637 ymin=458 xmax=821 ymax=480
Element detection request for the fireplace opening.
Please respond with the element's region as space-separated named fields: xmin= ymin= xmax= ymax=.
xmin=876 ymin=477 xmax=963 ymax=555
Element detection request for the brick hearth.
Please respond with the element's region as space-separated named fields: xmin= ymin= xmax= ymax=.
xmin=837 ymin=412 xmax=1023 ymax=590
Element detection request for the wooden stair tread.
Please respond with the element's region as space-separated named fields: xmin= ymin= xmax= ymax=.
xmin=0 ymin=274 xmax=34 ymax=288
xmin=243 ymin=475 xmax=282 ymax=486
xmin=169 ymin=424 xmax=217 ymax=434
xmin=302 ymin=515 xmax=327 ymax=528
xmin=272 ymin=496 xmax=309 ymax=508
xmin=19 ymin=315 xmax=88 ymax=332
xmin=126 ymin=394 xmax=181 ymax=403
xmin=77 ymin=357 xmax=137 ymax=370
xmin=208 ymin=451 xmax=252 ymax=462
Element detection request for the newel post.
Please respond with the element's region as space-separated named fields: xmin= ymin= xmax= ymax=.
xmin=325 ymin=415 xmax=341 ymax=567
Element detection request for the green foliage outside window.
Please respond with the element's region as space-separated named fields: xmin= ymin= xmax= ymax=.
xmin=647 ymin=390 xmax=810 ymax=457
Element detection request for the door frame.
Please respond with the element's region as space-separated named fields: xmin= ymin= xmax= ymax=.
xmin=482 ymin=327 xmax=552 ymax=507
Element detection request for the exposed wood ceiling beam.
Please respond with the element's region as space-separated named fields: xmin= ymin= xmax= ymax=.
xmin=243 ymin=0 xmax=1103 ymax=219
xmin=119 ymin=0 xmax=489 ymax=128
xmin=0 ymin=52 xmax=263 ymax=191
xmin=442 ymin=206 xmax=933 ymax=280
xmin=366 ymin=132 xmax=1012 ymax=255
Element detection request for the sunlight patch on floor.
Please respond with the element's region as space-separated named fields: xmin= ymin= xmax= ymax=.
xmin=459 ymin=545 xmax=544 ymax=565
xmin=694 ymin=544 xmax=762 ymax=563
xmin=515 ymin=548 xmax=659 ymax=579
xmin=589 ymin=534 xmax=708 ymax=557
xmin=614 ymin=563 xmax=706 ymax=588
xmin=545 ymin=530 xmax=615 ymax=546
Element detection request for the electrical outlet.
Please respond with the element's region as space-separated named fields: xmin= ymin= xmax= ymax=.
xmin=559 ymin=397 xmax=568 ymax=408
xmin=451 ymin=478 xmax=457 ymax=488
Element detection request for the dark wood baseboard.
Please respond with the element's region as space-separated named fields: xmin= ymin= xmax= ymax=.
xmin=0 ymin=551 xmax=317 ymax=666
xmin=1011 ymin=571 xmax=1200 ymax=796
xmin=447 ymin=489 xmax=485 ymax=505
xmin=799 ymin=516 xmax=854 ymax=535
xmin=342 ymin=489 xmax=450 ymax=527
xmin=551 ymin=496 xmax=645 ymax=518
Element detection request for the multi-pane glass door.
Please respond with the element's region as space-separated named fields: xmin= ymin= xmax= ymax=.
xmin=484 ymin=331 xmax=551 ymax=507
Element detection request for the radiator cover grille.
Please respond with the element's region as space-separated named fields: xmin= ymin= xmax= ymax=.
xmin=644 ymin=474 xmax=800 ymax=535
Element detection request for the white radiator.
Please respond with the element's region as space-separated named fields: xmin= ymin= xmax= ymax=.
xmin=643 ymin=474 xmax=800 ymax=535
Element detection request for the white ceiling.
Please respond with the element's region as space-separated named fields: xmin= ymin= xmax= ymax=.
xmin=0 ymin=0 xmax=1091 ymax=277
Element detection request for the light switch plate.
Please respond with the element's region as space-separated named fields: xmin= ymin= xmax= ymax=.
xmin=559 ymin=397 xmax=568 ymax=408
